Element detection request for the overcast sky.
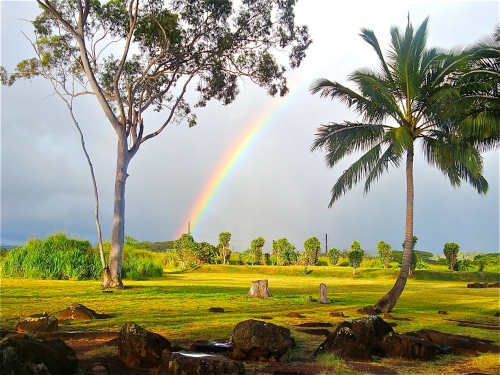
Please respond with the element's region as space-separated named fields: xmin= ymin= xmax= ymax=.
xmin=1 ymin=0 xmax=498 ymax=255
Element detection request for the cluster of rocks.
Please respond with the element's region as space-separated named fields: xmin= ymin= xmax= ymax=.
xmin=0 ymin=306 xmax=295 ymax=375
xmin=114 ymin=319 xmax=295 ymax=374
xmin=14 ymin=304 xmax=112 ymax=335
xmin=1 ymin=304 xmax=114 ymax=375
xmin=467 ymin=282 xmax=500 ymax=288
xmin=315 ymin=315 xmax=500 ymax=362
xmin=2 ymin=304 xmax=500 ymax=375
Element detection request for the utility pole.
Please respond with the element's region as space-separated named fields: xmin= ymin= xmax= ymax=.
xmin=325 ymin=233 xmax=328 ymax=256
xmin=188 ymin=221 xmax=191 ymax=235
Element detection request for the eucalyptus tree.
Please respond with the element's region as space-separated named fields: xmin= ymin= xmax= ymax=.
xmin=310 ymin=18 xmax=499 ymax=312
xmin=218 ymin=232 xmax=232 ymax=264
xmin=2 ymin=0 xmax=311 ymax=288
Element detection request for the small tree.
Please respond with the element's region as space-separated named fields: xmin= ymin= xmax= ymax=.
xmin=327 ymin=248 xmax=340 ymax=266
xmin=272 ymin=238 xmax=297 ymax=266
xmin=218 ymin=232 xmax=232 ymax=264
xmin=173 ymin=233 xmax=195 ymax=269
xmin=248 ymin=237 xmax=265 ymax=265
xmin=443 ymin=242 xmax=460 ymax=271
xmin=377 ymin=240 xmax=393 ymax=268
xmin=193 ymin=241 xmax=218 ymax=265
xmin=348 ymin=241 xmax=364 ymax=274
xmin=303 ymin=236 xmax=321 ymax=265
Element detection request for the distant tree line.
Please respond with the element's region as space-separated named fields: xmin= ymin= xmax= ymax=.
xmin=1 ymin=233 xmax=497 ymax=280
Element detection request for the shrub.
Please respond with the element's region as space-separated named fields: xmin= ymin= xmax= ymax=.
xmin=416 ymin=258 xmax=430 ymax=270
xmin=317 ymin=259 xmax=328 ymax=266
xmin=361 ymin=257 xmax=383 ymax=268
xmin=455 ymin=258 xmax=474 ymax=272
xmin=162 ymin=250 xmax=179 ymax=268
xmin=327 ymin=248 xmax=340 ymax=266
xmin=0 ymin=233 xmax=101 ymax=280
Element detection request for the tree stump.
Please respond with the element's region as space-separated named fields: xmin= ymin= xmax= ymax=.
xmin=247 ymin=279 xmax=272 ymax=298
xmin=319 ymin=283 xmax=329 ymax=304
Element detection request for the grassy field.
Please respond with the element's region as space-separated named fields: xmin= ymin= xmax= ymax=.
xmin=1 ymin=265 xmax=499 ymax=374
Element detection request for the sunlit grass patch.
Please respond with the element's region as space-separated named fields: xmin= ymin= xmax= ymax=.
xmin=1 ymin=265 xmax=499 ymax=374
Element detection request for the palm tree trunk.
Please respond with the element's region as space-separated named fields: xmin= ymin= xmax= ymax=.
xmin=374 ymin=145 xmax=414 ymax=312
xmin=103 ymin=135 xmax=131 ymax=289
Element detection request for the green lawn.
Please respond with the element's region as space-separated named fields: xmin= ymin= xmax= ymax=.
xmin=1 ymin=265 xmax=499 ymax=374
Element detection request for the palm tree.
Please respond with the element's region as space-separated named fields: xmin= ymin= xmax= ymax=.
xmin=309 ymin=17 xmax=499 ymax=312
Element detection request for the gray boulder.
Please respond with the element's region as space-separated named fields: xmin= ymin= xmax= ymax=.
xmin=378 ymin=332 xmax=439 ymax=361
xmin=16 ymin=312 xmax=58 ymax=333
xmin=0 ymin=334 xmax=78 ymax=375
xmin=230 ymin=319 xmax=295 ymax=361
xmin=405 ymin=329 xmax=500 ymax=354
xmin=337 ymin=315 xmax=394 ymax=349
xmin=118 ymin=322 xmax=171 ymax=369
xmin=314 ymin=326 xmax=372 ymax=362
xmin=357 ymin=306 xmax=378 ymax=316
xmin=59 ymin=303 xmax=111 ymax=320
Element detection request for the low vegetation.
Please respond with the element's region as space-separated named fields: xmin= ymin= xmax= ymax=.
xmin=1 ymin=233 xmax=498 ymax=281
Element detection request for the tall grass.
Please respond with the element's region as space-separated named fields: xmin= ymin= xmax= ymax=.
xmin=0 ymin=234 xmax=167 ymax=281
xmin=0 ymin=233 xmax=102 ymax=280
xmin=122 ymin=249 xmax=163 ymax=280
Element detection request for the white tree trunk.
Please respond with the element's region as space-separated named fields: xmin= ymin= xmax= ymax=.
xmin=104 ymin=136 xmax=131 ymax=289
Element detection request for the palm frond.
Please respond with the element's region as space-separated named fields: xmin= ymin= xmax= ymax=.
xmin=364 ymin=143 xmax=403 ymax=193
xmin=311 ymin=122 xmax=386 ymax=167
xmin=309 ymin=78 xmax=369 ymax=110
xmin=328 ymin=144 xmax=384 ymax=207
xmin=349 ymin=69 xmax=404 ymax=123
xmin=421 ymin=133 xmax=488 ymax=193
xmin=359 ymin=28 xmax=392 ymax=80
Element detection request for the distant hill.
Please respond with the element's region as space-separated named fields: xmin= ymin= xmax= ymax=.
xmin=135 ymin=241 xmax=174 ymax=252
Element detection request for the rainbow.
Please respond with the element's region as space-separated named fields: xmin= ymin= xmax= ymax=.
xmin=177 ymin=70 xmax=314 ymax=238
